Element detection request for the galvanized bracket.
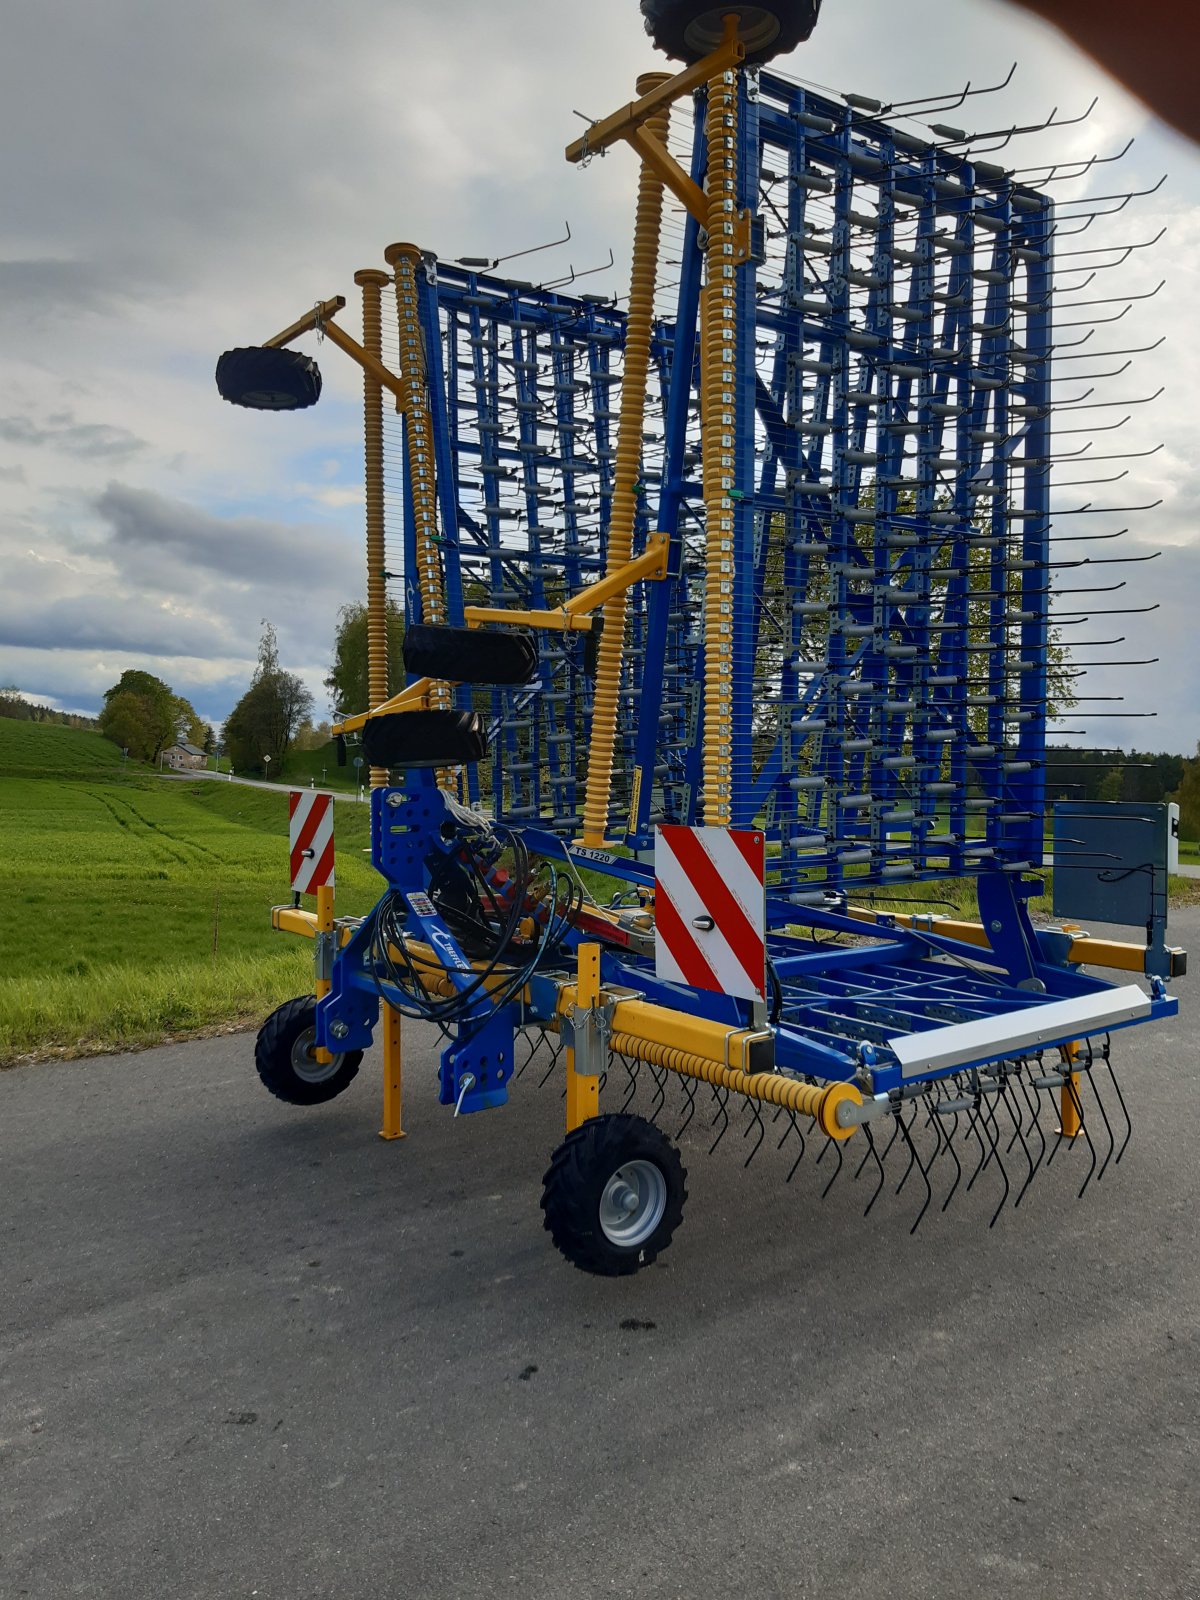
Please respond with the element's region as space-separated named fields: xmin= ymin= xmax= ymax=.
xmin=564 ymin=995 xmax=617 ymax=1079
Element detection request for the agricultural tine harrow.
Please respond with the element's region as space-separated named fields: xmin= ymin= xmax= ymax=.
xmin=218 ymin=0 xmax=1180 ymax=1274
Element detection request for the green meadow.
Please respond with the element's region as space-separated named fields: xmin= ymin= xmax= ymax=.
xmin=0 ymin=721 xmax=382 ymax=1062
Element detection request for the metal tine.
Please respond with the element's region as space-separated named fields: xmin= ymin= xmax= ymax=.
xmin=854 ymin=58 xmax=1016 ymax=121
xmin=974 ymin=1083 xmax=1012 ymax=1226
xmin=1085 ymin=1056 xmax=1117 ymax=1182
xmin=963 ymin=1081 xmax=992 ymax=1192
xmin=925 ymin=1081 xmax=965 ymax=1207
xmin=1064 ymin=1071 xmax=1099 ymax=1199
xmin=538 ymin=1045 xmax=562 ymax=1089
xmin=1054 ymin=227 xmax=1166 ymax=265
xmin=934 ymin=92 xmax=1097 ymax=154
xmin=676 ymin=1072 xmax=699 ymax=1139
xmin=817 ymin=1134 xmax=845 ymax=1200
xmin=1107 ymin=1049 xmax=1139 ymax=1164
xmin=648 ymin=1062 xmax=668 ymax=1121
xmin=741 ymin=1096 xmax=766 ymax=1169
xmin=999 ymin=1070 xmax=1037 ymax=1208
xmin=784 ymin=1115 xmax=807 ymax=1184
xmin=894 ymin=1113 xmax=934 ymax=1233
xmin=1014 ymin=135 xmax=1135 ymax=182
xmin=708 ymin=1085 xmax=730 ymax=1155
xmin=1054 ymin=173 xmax=1167 ymax=215
xmin=873 ymin=1103 xmax=904 ymax=1176
xmin=619 ymin=1054 xmax=640 ymax=1113
xmin=893 ymin=1101 xmax=920 ymax=1197
xmin=1041 ymin=1069 xmax=1070 ymax=1169
xmin=857 ymin=1121 xmax=889 ymax=1216
xmin=1012 ymin=1062 xmax=1048 ymax=1199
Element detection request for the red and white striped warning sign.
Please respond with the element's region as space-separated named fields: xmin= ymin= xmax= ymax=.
xmin=289 ymin=791 xmax=335 ymax=895
xmin=654 ymin=826 xmax=766 ymax=1002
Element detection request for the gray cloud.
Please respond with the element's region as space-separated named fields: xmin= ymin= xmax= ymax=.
xmin=0 ymin=413 xmax=145 ymax=460
xmin=94 ymin=482 xmax=352 ymax=593
xmin=0 ymin=595 xmax=228 ymax=660
xmin=0 ymin=258 xmax=140 ymax=325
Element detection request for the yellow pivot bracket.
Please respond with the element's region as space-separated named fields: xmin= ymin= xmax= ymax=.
xmin=565 ymin=943 xmax=603 ymax=1133
xmin=262 ymin=294 xmax=409 ymax=411
xmin=565 ymin=32 xmax=745 ymax=179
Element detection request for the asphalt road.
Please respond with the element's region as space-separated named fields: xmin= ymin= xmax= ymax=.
xmin=3 ymin=916 xmax=1199 ymax=1600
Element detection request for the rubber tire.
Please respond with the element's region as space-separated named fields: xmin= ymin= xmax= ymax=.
xmin=361 ymin=709 xmax=488 ymax=770
xmin=254 ymin=996 xmax=363 ymax=1106
xmin=403 ymin=624 xmax=538 ymax=687
xmin=640 ymin=0 xmax=822 ymax=65
xmin=541 ymin=1113 xmax=687 ymax=1276
xmin=215 ymin=347 xmax=323 ymax=411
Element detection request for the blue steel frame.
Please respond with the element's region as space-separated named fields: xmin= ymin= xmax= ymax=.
xmin=316 ymin=73 xmax=1176 ymax=1108
xmin=622 ymin=70 xmax=1058 ymax=898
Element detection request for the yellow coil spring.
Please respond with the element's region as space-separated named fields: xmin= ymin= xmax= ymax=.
xmin=385 ymin=243 xmax=454 ymax=790
xmin=608 ymin=1033 xmax=861 ymax=1141
xmin=700 ymin=68 xmax=739 ymax=826
xmin=355 ymin=269 xmax=392 ymax=789
xmin=580 ymin=74 xmax=673 ymax=847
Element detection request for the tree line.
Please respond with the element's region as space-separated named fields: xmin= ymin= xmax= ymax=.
xmin=0 ymin=686 xmax=98 ymax=727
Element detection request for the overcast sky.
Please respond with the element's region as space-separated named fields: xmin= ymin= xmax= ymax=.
xmin=1 ymin=0 xmax=1197 ymax=751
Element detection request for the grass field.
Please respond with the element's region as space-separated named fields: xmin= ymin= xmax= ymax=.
xmin=2 ymin=720 xmax=1195 ymax=1063
xmin=0 ymin=723 xmax=383 ymax=1062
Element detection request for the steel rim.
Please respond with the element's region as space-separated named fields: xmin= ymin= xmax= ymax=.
xmin=684 ymin=6 xmax=781 ymax=54
xmin=291 ymin=1026 xmax=342 ymax=1085
xmin=244 ymin=388 xmax=299 ymax=409
xmin=598 ymin=1159 xmax=668 ymax=1249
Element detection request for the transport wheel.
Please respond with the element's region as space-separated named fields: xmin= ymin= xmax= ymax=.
xmin=541 ymin=1113 xmax=687 ymax=1275
xmin=640 ymin=0 xmax=822 ymax=65
xmin=254 ymin=996 xmax=363 ymax=1106
xmin=215 ymin=346 xmax=323 ymax=411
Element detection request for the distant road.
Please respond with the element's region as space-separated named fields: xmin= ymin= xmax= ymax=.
xmin=158 ymin=769 xmax=368 ymax=803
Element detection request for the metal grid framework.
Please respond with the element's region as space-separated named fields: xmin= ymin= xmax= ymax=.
xmin=398 ymin=264 xmax=698 ymax=837
xmin=397 ymin=75 xmax=1055 ymax=898
xmin=671 ymin=68 xmax=1054 ymax=897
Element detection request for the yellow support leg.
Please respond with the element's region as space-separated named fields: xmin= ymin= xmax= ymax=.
xmin=313 ymin=883 xmax=335 ymax=1066
xmin=379 ymin=1001 xmax=406 ymax=1141
xmin=1059 ymin=1042 xmax=1083 ymax=1138
xmin=565 ymin=943 xmax=602 ymax=1134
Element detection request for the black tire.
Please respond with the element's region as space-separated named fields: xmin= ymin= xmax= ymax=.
xmin=216 ymin=347 xmax=323 ymax=412
xmin=254 ymin=996 xmax=363 ymax=1106
xmin=541 ymin=1113 xmax=687 ymax=1276
xmin=640 ymin=0 xmax=822 ymax=65
xmin=361 ymin=709 xmax=488 ymax=770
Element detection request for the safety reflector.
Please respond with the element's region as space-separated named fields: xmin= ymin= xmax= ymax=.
xmin=654 ymin=826 xmax=767 ymax=1003
xmin=290 ymin=791 xmax=334 ymax=894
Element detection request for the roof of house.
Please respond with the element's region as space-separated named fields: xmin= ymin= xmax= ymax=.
xmin=169 ymin=742 xmax=207 ymax=757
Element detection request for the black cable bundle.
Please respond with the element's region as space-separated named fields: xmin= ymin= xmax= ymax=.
xmin=365 ymin=827 xmax=584 ymax=1034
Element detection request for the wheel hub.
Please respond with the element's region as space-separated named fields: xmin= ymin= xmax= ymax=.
xmin=683 ymin=5 xmax=782 ymax=55
xmin=290 ymin=1027 xmax=343 ymax=1085
xmin=598 ymin=1161 xmax=668 ymax=1248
